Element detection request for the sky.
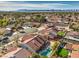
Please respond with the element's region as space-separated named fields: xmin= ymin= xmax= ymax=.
xmin=0 ymin=1 xmax=79 ymax=11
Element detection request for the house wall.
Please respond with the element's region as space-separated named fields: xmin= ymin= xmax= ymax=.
xmin=63 ymin=38 xmax=79 ymax=44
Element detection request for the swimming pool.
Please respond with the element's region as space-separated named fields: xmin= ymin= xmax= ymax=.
xmin=39 ymin=46 xmax=52 ymax=57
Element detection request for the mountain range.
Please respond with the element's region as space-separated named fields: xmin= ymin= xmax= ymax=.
xmin=1 ymin=9 xmax=79 ymax=12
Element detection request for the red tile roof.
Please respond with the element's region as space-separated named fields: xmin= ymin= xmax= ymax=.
xmin=7 ymin=47 xmax=17 ymax=52
xmin=72 ymin=44 xmax=79 ymax=50
xmin=14 ymin=49 xmax=32 ymax=58
xmin=21 ymin=34 xmax=36 ymax=42
xmin=22 ymin=34 xmax=46 ymax=51
xmin=71 ymin=51 xmax=79 ymax=58
xmin=71 ymin=44 xmax=79 ymax=58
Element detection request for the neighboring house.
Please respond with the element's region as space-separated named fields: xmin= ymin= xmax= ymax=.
xmin=0 ymin=36 xmax=9 ymax=45
xmin=55 ymin=22 xmax=69 ymax=31
xmin=24 ymin=27 xmax=38 ymax=34
xmin=64 ymin=43 xmax=73 ymax=51
xmin=14 ymin=48 xmax=32 ymax=58
xmin=65 ymin=36 xmax=79 ymax=42
xmin=2 ymin=37 xmax=9 ymax=43
xmin=48 ymin=31 xmax=57 ymax=39
xmin=1 ymin=33 xmax=49 ymax=58
xmin=9 ymin=18 xmax=16 ymax=24
xmin=2 ymin=48 xmax=32 ymax=58
xmin=47 ymin=15 xmax=60 ymax=23
xmin=47 ymin=23 xmax=54 ymax=27
xmin=4 ymin=30 xmax=14 ymax=37
xmin=16 ymin=26 xmax=24 ymax=31
xmin=64 ymin=31 xmax=79 ymax=44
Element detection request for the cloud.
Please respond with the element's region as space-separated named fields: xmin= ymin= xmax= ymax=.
xmin=0 ymin=1 xmax=71 ymax=11
xmin=0 ymin=2 xmax=68 ymax=7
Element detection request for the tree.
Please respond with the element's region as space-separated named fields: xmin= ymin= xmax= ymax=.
xmin=56 ymin=48 xmax=69 ymax=58
xmin=0 ymin=18 xmax=9 ymax=27
xmin=59 ymin=49 xmax=69 ymax=58
xmin=34 ymin=15 xmax=46 ymax=23
xmin=57 ymin=31 xmax=65 ymax=37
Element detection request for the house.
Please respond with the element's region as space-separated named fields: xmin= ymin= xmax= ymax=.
xmin=38 ymin=28 xmax=51 ymax=40
xmin=16 ymin=26 xmax=24 ymax=32
xmin=24 ymin=27 xmax=38 ymax=34
xmin=0 ymin=36 xmax=9 ymax=46
xmin=47 ymin=15 xmax=61 ymax=23
xmin=55 ymin=22 xmax=69 ymax=31
xmin=64 ymin=31 xmax=79 ymax=44
xmin=1 ymin=33 xmax=49 ymax=58
xmin=0 ymin=41 xmax=17 ymax=57
xmin=19 ymin=33 xmax=49 ymax=53
xmin=64 ymin=43 xmax=73 ymax=51
xmin=14 ymin=48 xmax=32 ymax=58
xmin=2 ymin=48 xmax=32 ymax=58
xmin=4 ymin=30 xmax=14 ymax=37
xmin=48 ymin=30 xmax=57 ymax=40
xmin=9 ymin=18 xmax=16 ymax=24
xmin=2 ymin=37 xmax=9 ymax=44
xmin=1 ymin=40 xmax=32 ymax=58
xmin=47 ymin=23 xmax=54 ymax=27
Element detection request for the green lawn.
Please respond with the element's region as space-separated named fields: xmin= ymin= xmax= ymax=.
xmin=56 ymin=48 xmax=69 ymax=58
xmin=57 ymin=31 xmax=65 ymax=37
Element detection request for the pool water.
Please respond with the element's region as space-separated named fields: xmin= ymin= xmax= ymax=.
xmin=39 ymin=47 xmax=52 ymax=56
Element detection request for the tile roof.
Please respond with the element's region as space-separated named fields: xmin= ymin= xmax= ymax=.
xmin=71 ymin=51 xmax=79 ymax=58
xmin=71 ymin=44 xmax=79 ymax=58
xmin=65 ymin=44 xmax=73 ymax=50
xmin=2 ymin=48 xmax=22 ymax=58
xmin=26 ymin=36 xmax=45 ymax=51
xmin=20 ymin=33 xmax=47 ymax=51
xmin=2 ymin=47 xmax=32 ymax=58
xmin=72 ymin=44 xmax=79 ymax=50
xmin=7 ymin=46 xmax=17 ymax=52
xmin=14 ymin=49 xmax=32 ymax=58
xmin=21 ymin=34 xmax=36 ymax=42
